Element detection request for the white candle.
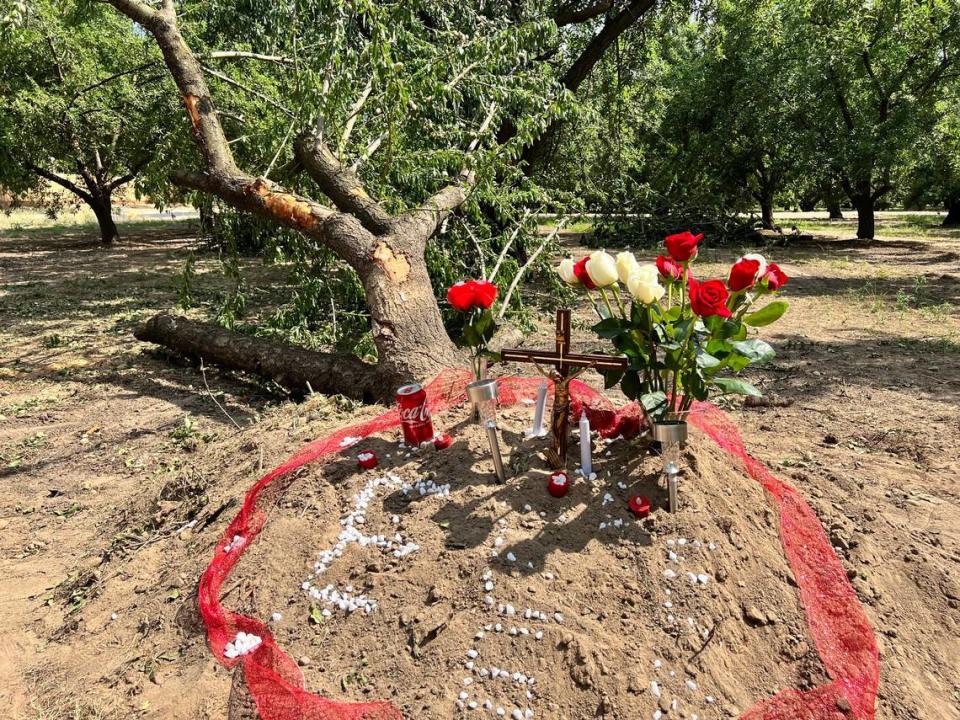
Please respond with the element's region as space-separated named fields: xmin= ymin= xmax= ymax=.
xmin=579 ymin=412 xmax=592 ymax=476
xmin=529 ymin=381 xmax=548 ymax=437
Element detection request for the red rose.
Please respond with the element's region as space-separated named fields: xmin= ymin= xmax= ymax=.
xmin=688 ymin=277 xmax=731 ymax=318
xmin=728 ymin=257 xmax=761 ymax=292
xmin=471 ymin=280 xmax=497 ymax=309
xmin=656 ymin=255 xmax=683 ymax=281
xmin=665 ymin=231 xmax=704 ymax=262
xmin=762 ymin=263 xmax=788 ymax=291
xmin=447 ymin=281 xmax=474 ymax=311
xmin=446 ymin=279 xmax=498 ymax=311
xmin=572 ymin=257 xmax=596 ymax=290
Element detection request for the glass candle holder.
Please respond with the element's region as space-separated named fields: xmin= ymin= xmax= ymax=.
xmin=467 ymin=379 xmax=499 ymax=423
xmin=653 ymin=421 xmax=688 ymax=512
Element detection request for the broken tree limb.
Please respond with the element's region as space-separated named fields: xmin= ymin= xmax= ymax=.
xmin=134 ymin=313 xmax=383 ymax=401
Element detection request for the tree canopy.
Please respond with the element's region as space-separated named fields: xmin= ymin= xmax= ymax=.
xmin=0 ymin=0 xmax=175 ymax=241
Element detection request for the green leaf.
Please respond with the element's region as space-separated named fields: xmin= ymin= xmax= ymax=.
xmin=621 ymin=370 xmax=643 ymax=400
xmin=743 ymin=300 xmax=788 ymax=327
xmin=730 ymin=339 xmax=776 ymax=364
xmin=640 ymin=391 xmax=668 ymax=413
xmin=696 ymin=351 xmax=721 ymax=369
xmin=712 ymin=377 xmax=762 ymax=397
xmin=603 ymin=369 xmax=625 ymax=389
xmin=592 ymin=317 xmax=625 ymax=339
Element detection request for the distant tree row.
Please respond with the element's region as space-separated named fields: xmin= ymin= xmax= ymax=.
xmin=541 ymin=0 xmax=960 ymax=238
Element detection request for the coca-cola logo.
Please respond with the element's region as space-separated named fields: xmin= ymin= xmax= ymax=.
xmin=399 ymin=404 xmax=431 ymax=423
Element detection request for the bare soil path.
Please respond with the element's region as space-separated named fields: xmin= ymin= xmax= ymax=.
xmin=1 ymin=215 xmax=958 ymax=719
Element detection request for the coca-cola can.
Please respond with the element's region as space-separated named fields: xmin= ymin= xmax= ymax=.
xmin=396 ymin=383 xmax=434 ymax=446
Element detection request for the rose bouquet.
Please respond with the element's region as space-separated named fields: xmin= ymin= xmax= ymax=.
xmin=446 ymin=279 xmax=500 ymax=381
xmin=557 ymin=231 xmax=789 ymax=424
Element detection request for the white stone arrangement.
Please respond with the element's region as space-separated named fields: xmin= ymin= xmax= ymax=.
xmin=224 ymin=630 xmax=262 ymax=659
xmin=649 ymin=536 xmax=721 ymax=719
xmin=300 ymin=469 xmax=423 ymax=615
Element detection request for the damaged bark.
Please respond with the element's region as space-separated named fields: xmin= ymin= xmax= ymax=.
xmin=106 ymin=0 xmax=634 ymax=395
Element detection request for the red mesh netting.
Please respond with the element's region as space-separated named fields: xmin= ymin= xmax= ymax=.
xmin=197 ymin=369 xmax=878 ymax=720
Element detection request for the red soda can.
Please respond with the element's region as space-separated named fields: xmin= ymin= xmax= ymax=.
xmin=396 ymin=384 xmax=434 ymax=445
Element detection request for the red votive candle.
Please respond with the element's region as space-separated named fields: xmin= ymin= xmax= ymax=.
xmin=547 ymin=472 xmax=570 ymax=498
xmin=357 ymin=451 xmax=379 ymax=470
xmin=628 ymin=495 xmax=651 ymax=518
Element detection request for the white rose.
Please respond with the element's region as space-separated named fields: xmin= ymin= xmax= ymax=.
xmin=632 ymin=263 xmax=660 ymax=284
xmin=627 ymin=272 xmax=666 ymax=304
xmin=615 ymin=252 xmax=640 ymax=284
xmin=556 ymin=258 xmax=578 ymax=285
xmin=585 ymin=250 xmax=619 ymax=288
xmin=742 ymin=253 xmax=767 ymax=278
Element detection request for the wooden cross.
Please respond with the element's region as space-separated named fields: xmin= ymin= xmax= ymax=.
xmin=500 ymin=309 xmax=628 ymax=469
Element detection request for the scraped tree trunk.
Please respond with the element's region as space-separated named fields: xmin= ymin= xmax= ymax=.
xmin=355 ymin=230 xmax=460 ymax=387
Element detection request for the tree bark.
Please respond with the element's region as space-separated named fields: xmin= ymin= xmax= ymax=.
xmin=759 ymin=193 xmax=774 ymax=230
xmin=826 ymin=194 xmax=844 ymax=220
xmin=89 ymin=192 xmax=120 ymax=244
xmin=134 ymin=313 xmax=386 ymax=400
xmin=943 ymin=197 xmax=960 ymax=227
xmin=852 ymin=195 xmax=875 ymax=240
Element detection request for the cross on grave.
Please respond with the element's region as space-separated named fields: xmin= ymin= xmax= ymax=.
xmin=500 ymin=308 xmax=628 ymax=470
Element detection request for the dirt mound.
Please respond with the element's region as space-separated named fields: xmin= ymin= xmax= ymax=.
xmin=221 ymin=402 xmax=825 ymax=719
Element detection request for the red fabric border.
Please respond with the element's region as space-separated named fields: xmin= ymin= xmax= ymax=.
xmin=196 ymin=370 xmax=878 ymax=720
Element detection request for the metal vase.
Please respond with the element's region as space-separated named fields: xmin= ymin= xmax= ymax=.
xmin=653 ymin=421 xmax=687 ymax=513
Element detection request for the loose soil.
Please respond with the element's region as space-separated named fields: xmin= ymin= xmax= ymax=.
xmin=1 ymin=213 xmax=958 ymax=720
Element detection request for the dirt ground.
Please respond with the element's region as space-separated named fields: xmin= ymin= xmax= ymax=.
xmin=1 ymin=213 xmax=958 ymax=719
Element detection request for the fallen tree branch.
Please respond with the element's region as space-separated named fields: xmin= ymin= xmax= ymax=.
xmin=135 ymin=313 xmax=383 ymax=401
xmin=496 ymin=218 xmax=567 ymax=321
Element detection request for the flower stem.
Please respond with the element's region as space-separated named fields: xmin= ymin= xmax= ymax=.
xmin=598 ymin=287 xmax=617 ymax=319
xmin=610 ymin=284 xmax=628 ymax=319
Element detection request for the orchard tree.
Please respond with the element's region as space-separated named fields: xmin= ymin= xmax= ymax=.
xmin=786 ymin=0 xmax=960 ymax=239
xmin=0 ymin=1 xmax=173 ymax=243
xmin=94 ymin=0 xmax=658 ymax=393
xmin=903 ymin=92 xmax=960 ymax=226
xmin=664 ymin=0 xmax=805 ymax=230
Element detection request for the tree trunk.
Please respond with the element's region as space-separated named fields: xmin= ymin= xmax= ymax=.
xmin=134 ymin=313 xmax=388 ymax=400
xmin=759 ymin=193 xmax=775 ymax=230
xmin=826 ymin=194 xmax=844 ymax=220
xmin=943 ymin=197 xmax=960 ymax=227
xmin=88 ymin=192 xmax=119 ymax=244
xmin=359 ymin=234 xmax=460 ymax=387
xmin=852 ymin=195 xmax=876 ymax=240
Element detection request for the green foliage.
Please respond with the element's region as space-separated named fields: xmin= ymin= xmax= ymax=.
xmin=542 ymin=0 xmax=960 ymax=239
xmin=0 ymin=1 xmax=176 ymax=211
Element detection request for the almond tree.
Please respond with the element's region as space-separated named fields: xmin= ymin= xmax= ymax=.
xmin=0 ymin=2 xmax=171 ymax=243
xmin=96 ymin=0 xmax=658 ymax=392
xmin=787 ymin=0 xmax=960 ymax=239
